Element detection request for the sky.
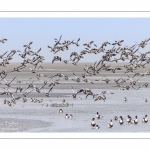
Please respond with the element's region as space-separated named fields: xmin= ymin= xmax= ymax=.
xmin=1 ymin=18 xmax=150 ymax=62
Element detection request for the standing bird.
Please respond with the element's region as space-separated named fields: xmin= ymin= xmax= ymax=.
xmin=65 ymin=114 xmax=69 ymax=119
xmin=108 ymin=119 xmax=113 ymax=128
xmin=144 ymin=98 xmax=148 ymax=102
xmin=91 ymin=118 xmax=96 ymax=127
xmin=142 ymin=115 xmax=148 ymax=123
xmin=96 ymin=112 xmax=103 ymax=119
xmin=124 ymin=97 xmax=127 ymax=102
xmin=62 ymin=99 xmax=65 ymax=103
xmin=95 ymin=125 xmax=100 ymax=129
xmin=59 ymin=109 xmax=63 ymax=113
xmin=127 ymin=115 xmax=132 ymax=124
xmin=114 ymin=116 xmax=118 ymax=121
xmin=134 ymin=116 xmax=138 ymax=124
xmin=119 ymin=116 xmax=124 ymax=125
xmin=69 ymin=114 xmax=73 ymax=119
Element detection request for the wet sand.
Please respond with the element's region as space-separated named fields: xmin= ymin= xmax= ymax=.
xmin=0 ymin=62 xmax=150 ymax=132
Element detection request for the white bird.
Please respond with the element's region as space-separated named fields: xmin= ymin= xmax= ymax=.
xmin=95 ymin=125 xmax=100 ymax=129
xmin=142 ymin=115 xmax=148 ymax=123
xmin=91 ymin=118 xmax=96 ymax=127
xmin=65 ymin=114 xmax=69 ymax=119
xmin=108 ymin=119 xmax=113 ymax=128
xmin=59 ymin=109 xmax=63 ymax=113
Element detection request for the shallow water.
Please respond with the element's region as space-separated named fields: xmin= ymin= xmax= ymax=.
xmin=0 ymin=63 xmax=150 ymax=132
xmin=0 ymin=86 xmax=150 ymax=132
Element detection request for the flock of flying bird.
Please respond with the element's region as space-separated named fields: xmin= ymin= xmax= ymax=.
xmin=0 ymin=36 xmax=150 ymax=130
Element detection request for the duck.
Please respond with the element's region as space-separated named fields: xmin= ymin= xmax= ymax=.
xmin=131 ymin=119 xmax=135 ymax=124
xmin=91 ymin=118 xmax=96 ymax=127
xmin=69 ymin=114 xmax=73 ymax=118
xmin=127 ymin=115 xmax=132 ymax=124
xmin=65 ymin=114 xmax=69 ymax=119
xmin=62 ymin=99 xmax=65 ymax=103
xmin=37 ymin=100 xmax=40 ymax=103
xmin=13 ymin=100 xmax=16 ymax=105
xmin=134 ymin=116 xmax=138 ymax=124
xmin=34 ymin=99 xmax=38 ymax=103
xmin=8 ymin=101 xmax=11 ymax=106
xmin=95 ymin=125 xmax=100 ymax=129
xmin=124 ymin=97 xmax=127 ymax=102
xmin=145 ymin=98 xmax=148 ymax=102
xmin=31 ymin=98 xmax=34 ymax=102
xmin=142 ymin=115 xmax=148 ymax=123
xmin=108 ymin=119 xmax=113 ymax=128
xmin=22 ymin=98 xmax=27 ymax=103
xmin=3 ymin=99 xmax=7 ymax=104
xmin=119 ymin=116 xmax=124 ymax=125
xmin=114 ymin=116 xmax=118 ymax=120
xmin=39 ymin=99 xmax=43 ymax=103
xmin=59 ymin=109 xmax=63 ymax=113
xmin=78 ymin=97 xmax=82 ymax=100
xmin=96 ymin=112 xmax=102 ymax=119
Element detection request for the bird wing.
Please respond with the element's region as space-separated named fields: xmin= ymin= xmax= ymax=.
xmin=48 ymin=87 xmax=53 ymax=93
xmin=38 ymin=65 xmax=44 ymax=70
xmin=27 ymin=89 xmax=34 ymax=94
xmin=9 ymin=76 xmax=17 ymax=84
xmin=52 ymin=58 xmax=55 ymax=64
xmin=77 ymin=38 xmax=80 ymax=42
xmin=73 ymin=72 xmax=77 ymax=78
xmin=29 ymin=41 xmax=33 ymax=45
xmin=58 ymin=35 xmax=62 ymax=42
xmin=1 ymin=51 xmax=8 ymax=57
xmin=37 ymin=48 xmax=42 ymax=53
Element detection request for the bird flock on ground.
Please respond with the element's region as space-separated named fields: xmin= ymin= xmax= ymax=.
xmin=0 ymin=36 xmax=150 ymax=130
